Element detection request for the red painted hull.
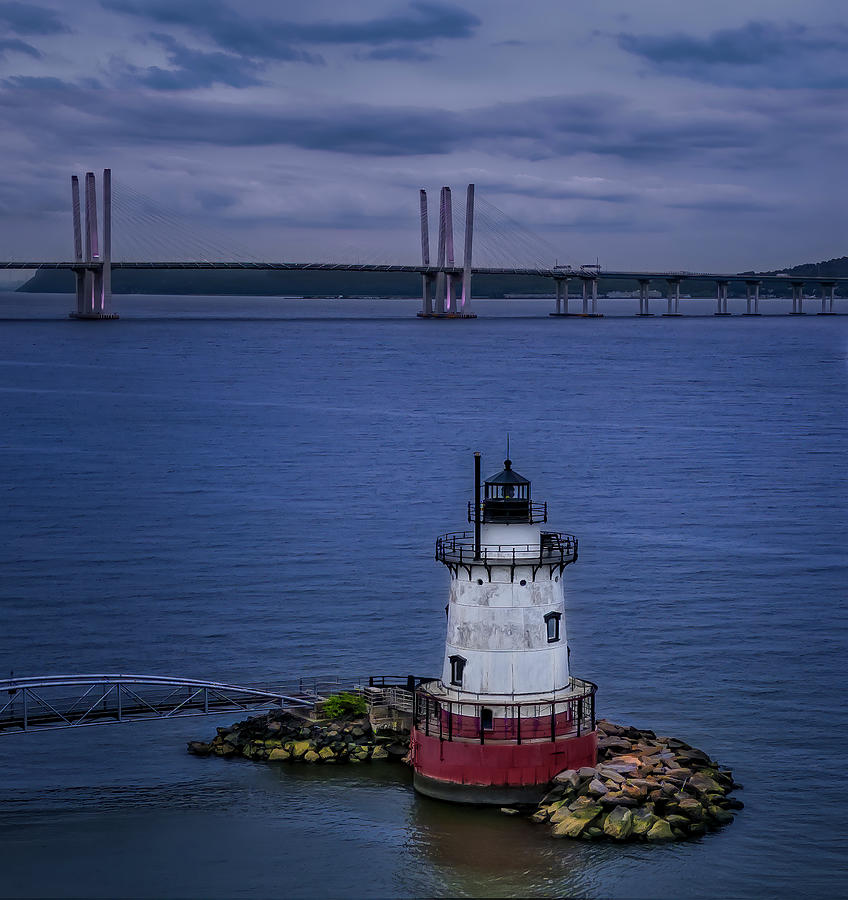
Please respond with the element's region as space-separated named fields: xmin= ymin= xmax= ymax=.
xmin=411 ymin=725 xmax=597 ymax=803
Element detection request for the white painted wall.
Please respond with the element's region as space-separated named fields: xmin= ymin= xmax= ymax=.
xmin=439 ymin=563 xmax=570 ymax=697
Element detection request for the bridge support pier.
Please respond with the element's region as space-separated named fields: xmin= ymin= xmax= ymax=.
xmin=636 ymin=278 xmax=653 ymax=316
xmin=789 ymin=281 xmax=805 ymax=315
xmin=549 ymin=277 xmax=574 ymax=316
xmin=743 ymin=280 xmax=762 ymax=315
xmin=817 ymin=281 xmax=836 ymax=315
xmin=69 ymin=168 xmax=117 ymax=320
xmin=714 ymin=280 xmax=731 ymax=315
xmin=662 ymin=279 xmax=682 ymax=316
xmin=575 ymin=277 xmax=602 ymax=317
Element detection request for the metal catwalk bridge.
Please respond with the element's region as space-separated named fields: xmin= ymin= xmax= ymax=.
xmin=0 ymin=674 xmax=315 ymax=734
xmin=0 ymin=673 xmax=414 ymax=735
xmin=1 ymin=169 xmax=845 ymax=318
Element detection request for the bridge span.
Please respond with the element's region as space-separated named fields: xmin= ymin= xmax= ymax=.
xmin=0 ymin=674 xmax=318 ymax=735
xmin=0 ymin=673 xmax=413 ymax=735
xmin=1 ymin=168 xmax=845 ymax=318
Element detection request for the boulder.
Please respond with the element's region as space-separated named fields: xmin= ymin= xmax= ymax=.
xmin=688 ymin=773 xmax=724 ymax=797
xmin=303 ymin=750 xmax=320 ymax=763
xmin=646 ymin=819 xmax=675 ymax=841
xmin=597 ymin=720 xmax=625 ymax=736
xmin=600 ymin=793 xmax=638 ymax=808
xmin=531 ymin=810 xmax=549 ymax=823
xmin=551 ymin=805 xmax=604 ymax=838
xmin=598 ymin=737 xmax=632 ymax=751
xmin=602 ymin=806 xmax=634 ymax=840
xmin=621 ymin=783 xmax=647 ymax=802
xmin=187 ymin=741 xmax=212 ymax=756
xmin=268 ymin=748 xmax=289 ymax=761
xmin=665 ymin=814 xmax=691 ymax=830
xmin=587 ymin=779 xmax=608 ymax=797
xmin=597 ymin=768 xmax=625 ymax=784
xmin=578 ymin=767 xmax=598 ymax=780
xmin=371 ymin=746 xmax=388 ymax=760
xmin=289 ymin=740 xmax=311 ymax=759
xmin=678 ymin=798 xmax=705 ymax=821
xmin=554 ymin=770 xmax=580 ymax=788
xmin=500 ymin=808 xmax=520 ymax=816
xmin=541 ymin=787 xmax=566 ymax=804
xmin=568 ymin=795 xmax=600 ymax=812
xmin=318 ymin=747 xmax=335 ymax=761
xmin=709 ymin=807 xmax=734 ymax=825
xmin=550 ymin=807 xmax=572 ymax=825
xmin=630 ymin=807 xmax=657 ymax=836
xmin=688 ymin=822 xmax=707 ymax=837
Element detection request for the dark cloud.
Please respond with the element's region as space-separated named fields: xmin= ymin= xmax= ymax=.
xmin=618 ymin=21 xmax=848 ymax=88
xmin=0 ymin=74 xmax=829 ymax=174
xmin=0 ymin=1 xmax=69 ymax=35
xmin=100 ymin=0 xmax=478 ymax=62
xmin=363 ymin=45 xmax=437 ymax=61
xmin=0 ymin=38 xmax=42 ymax=59
xmin=121 ymin=34 xmax=268 ymax=90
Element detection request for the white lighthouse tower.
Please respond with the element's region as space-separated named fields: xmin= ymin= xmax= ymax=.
xmin=411 ymin=452 xmax=597 ymax=804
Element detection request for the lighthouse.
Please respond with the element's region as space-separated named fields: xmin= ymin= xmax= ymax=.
xmin=411 ymin=452 xmax=598 ymax=804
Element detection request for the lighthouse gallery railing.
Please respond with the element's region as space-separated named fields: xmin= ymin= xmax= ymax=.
xmin=413 ymin=677 xmax=596 ymax=746
xmin=435 ymin=531 xmax=578 ymax=566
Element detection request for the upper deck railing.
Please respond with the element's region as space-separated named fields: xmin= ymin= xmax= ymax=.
xmin=435 ymin=530 xmax=577 ymax=567
xmin=467 ymin=500 xmax=548 ymax=524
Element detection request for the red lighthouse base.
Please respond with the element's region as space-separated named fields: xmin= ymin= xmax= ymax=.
xmin=411 ymin=727 xmax=598 ymax=805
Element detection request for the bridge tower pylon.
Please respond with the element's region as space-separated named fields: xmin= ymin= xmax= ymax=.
xmin=69 ymin=168 xmax=118 ymax=320
xmin=418 ymin=183 xmax=476 ymax=319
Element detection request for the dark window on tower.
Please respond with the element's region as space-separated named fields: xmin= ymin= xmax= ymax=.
xmin=545 ymin=612 xmax=561 ymax=643
xmin=449 ymin=655 xmax=466 ymax=686
xmin=481 ymin=707 xmax=494 ymax=731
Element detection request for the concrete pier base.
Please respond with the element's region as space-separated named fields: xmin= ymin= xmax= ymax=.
xmin=69 ymin=311 xmax=119 ymax=320
xmin=417 ymin=312 xmax=476 ymax=319
xmin=413 ymin=771 xmax=546 ymax=806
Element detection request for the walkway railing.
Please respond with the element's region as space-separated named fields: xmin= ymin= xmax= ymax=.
xmin=435 ymin=531 xmax=578 ymax=567
xmin=413 ymin=677 xmax=596 ymax=745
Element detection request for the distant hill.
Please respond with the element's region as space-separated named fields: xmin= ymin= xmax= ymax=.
xmin=17 ymin=257 xmax=848 ymax=298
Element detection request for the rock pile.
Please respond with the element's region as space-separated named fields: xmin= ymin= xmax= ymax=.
xmin=187 ymin=709 xmax=409 ymax=764
xmin=531 ymin=719 xmax=743 ymax=842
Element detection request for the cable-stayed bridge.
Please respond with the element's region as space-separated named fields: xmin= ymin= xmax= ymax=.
xmin=1 ymin=169 xmax=844 ymax=318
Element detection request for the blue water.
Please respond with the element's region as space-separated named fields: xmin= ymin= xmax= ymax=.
xmin=1 ymin=293 xmax=846 ymax=898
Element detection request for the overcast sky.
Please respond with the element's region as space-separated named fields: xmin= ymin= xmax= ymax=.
xmin=0 ymin=0 xmax=845 ymax=269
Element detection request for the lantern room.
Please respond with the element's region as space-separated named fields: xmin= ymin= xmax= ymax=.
xmin=482 ymin=459 xmax=533 ymax=523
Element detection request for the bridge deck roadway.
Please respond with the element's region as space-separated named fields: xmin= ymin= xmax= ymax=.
xmin=1 ymin=260 xmax=846 ymax=285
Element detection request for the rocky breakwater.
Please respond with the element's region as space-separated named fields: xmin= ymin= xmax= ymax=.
xmin=187 ymin=706 xmax=410 ymax=766
xmin=530 ymin=719 xmax=743 ymax=842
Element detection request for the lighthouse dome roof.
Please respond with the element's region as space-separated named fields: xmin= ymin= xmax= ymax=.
xmin=486 ymin=459 xmax=529 ymax=485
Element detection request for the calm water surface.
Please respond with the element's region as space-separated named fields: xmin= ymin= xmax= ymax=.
xmin=1 ymin=293 xmax=846 ymax=898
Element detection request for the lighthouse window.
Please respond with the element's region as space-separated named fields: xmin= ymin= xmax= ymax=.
xmin=545 ymin=612 xmax=561 ymax=643
xmin=449 ymin=655 xmax=466 ymax=687
xmin=481 ymin=707 xmax=494 ymax=731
